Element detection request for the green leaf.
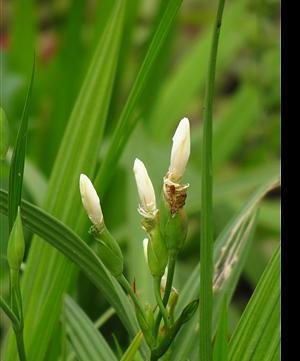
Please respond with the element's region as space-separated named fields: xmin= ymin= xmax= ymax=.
xmin=213 ymin=296 xmax=228 ymax=361
xmin=228 ymin=246 xmax=280 ymax=361
xmin=40 ymin=0 xmax=86 ymax=174
xmin=2 ymin=2 xmax=127 ymax=361
xmin=0 ymin=188 xmax=138 ymax=338
xmin=64 ymin=295 xmax=118 ymax=361
xmin=120 ymin=331 xmax=143 ymax=361
xmin=169 ymin=177 xmax=279 ymax=361
xmin=94 ymin=0 xmax=183 ymax=195
xmin=8 ymin=59 xmax=35 ymax=231
xmin=23 ymin=158 xmax=48 ymax=206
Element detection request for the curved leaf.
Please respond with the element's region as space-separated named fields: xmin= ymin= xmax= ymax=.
xmin=65 ymin=295 xmax=118 ymax=361
xmin=0 ymin=189 xmax=138 ymax=344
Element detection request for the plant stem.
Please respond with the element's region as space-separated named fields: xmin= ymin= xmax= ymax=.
xmin=154 ymin=252 xmax=177 ymax=336
xmin=0 ymin=296 xmax=20 ymax=326
xmin=9 ymin=269 xmax=27 ymax=361
xmin=162 ymin=252 xmax=176 ymax=306
xmin=118 ymin=274 xmax=147 ymax=324
xmin=200 ymin=0 xmax=226 ymax=360
xmin=94 ymin=307 xmax=115 ymax=329
xmin=14 ymin=328 xmax=27 ymax=361
xmin=153 ymin=277 xmax=170 ymax=329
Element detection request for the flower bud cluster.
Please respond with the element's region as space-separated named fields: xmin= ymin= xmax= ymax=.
xmin=133 ymin=117 xmax=191 ymax=273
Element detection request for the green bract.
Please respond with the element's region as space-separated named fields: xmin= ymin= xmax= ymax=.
xmin=163 ymin=209 xmax=188 ymax=253
xmin=146 ymin=222 xmax=168 ymax=278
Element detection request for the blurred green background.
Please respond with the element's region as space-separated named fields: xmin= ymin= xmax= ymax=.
xmin=1 ymin=0 xmax=280 ymax=350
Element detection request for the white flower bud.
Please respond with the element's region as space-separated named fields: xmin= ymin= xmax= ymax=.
xmin=79 ymin=174 xmax=103 ymax=230
xmin=133 ymin=158 xmax=158 ymax=219
xmin=168 ymin=117 xmax=190 ymax=181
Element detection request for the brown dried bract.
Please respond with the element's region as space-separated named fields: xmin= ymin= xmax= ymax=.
xmin=164 ymin=182 xmax=187 ymax=214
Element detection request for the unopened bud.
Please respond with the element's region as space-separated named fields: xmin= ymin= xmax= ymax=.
xmin=168 ymin=118 xmax=190 ymax=182
xmin=7 ymin=208 xmax=25 ymax=271
xmin=79 ymin=174 xmax=103 ymax=230
xmin=133 ymin=158 xmax=158 ymax=219
xmin=178 ymin=299 xmax=199 ymax=325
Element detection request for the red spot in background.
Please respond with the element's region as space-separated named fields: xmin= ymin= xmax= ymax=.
xmin=38 ymin=33 xmax=58 ymax=64
xmin=0 ymin=34 xmax=9 ymax=49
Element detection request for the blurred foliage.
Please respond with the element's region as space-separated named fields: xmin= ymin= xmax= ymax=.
xmin=0 ymin=0 xmax=279 ymax=358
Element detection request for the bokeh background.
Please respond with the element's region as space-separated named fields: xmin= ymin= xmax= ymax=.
xmin=1 ymin=0 xmax=280 ymax=352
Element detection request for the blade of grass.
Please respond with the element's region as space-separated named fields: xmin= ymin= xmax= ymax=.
xmin=228 ymin=246 xmax=280 ymax=361
xmin=8 ymin=59 xmax=35 ymax=231
xmin=200 ymin=0 xmax=226 ymax=360
xmin=94 ymin=0 xmax=183 ymax=195
xmin=3 ymin=3 xmax=126 ymax=360
xmin=64 ymin=295 xmax=118 ymax=361
xmin=41 ymin=0 xmax=86 ymax=174
xmin=213 ymin=296 xmax=228 ymax=361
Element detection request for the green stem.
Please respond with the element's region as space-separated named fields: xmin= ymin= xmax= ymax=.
xmin=94 ymin=307 xmax=115 ymax=329
xmin=200 ymin=0 xmax=226 ymax=360
xmin=162 ymin=253 xmax=176 ymax=306
xmin=118 ymin=274 xmax=148 ymax=325
xmin=154 ymin=252 xmax=177 ymax=336
xmin=14 ymin=328 xmax=27 ymax=361
xmin=153 ymin=277 xmax=170 ymax=329
xmin=0 ymin=296 xmax=20 ymax=327
xmin=9 ymin=269 xmax=27 ymax=361
xmin=150 ymin=316 xmax=182 ymax=360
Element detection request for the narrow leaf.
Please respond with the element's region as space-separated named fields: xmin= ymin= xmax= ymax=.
xmin=8 ymin=58 xmax=35 ymax=231
xmin=228 ymin=246 xmax=280 ymax=361
xmin=213 ymin=296 xmax=228 ymax=361
xmin=64 ymin=295 xmax=118 ymax=361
